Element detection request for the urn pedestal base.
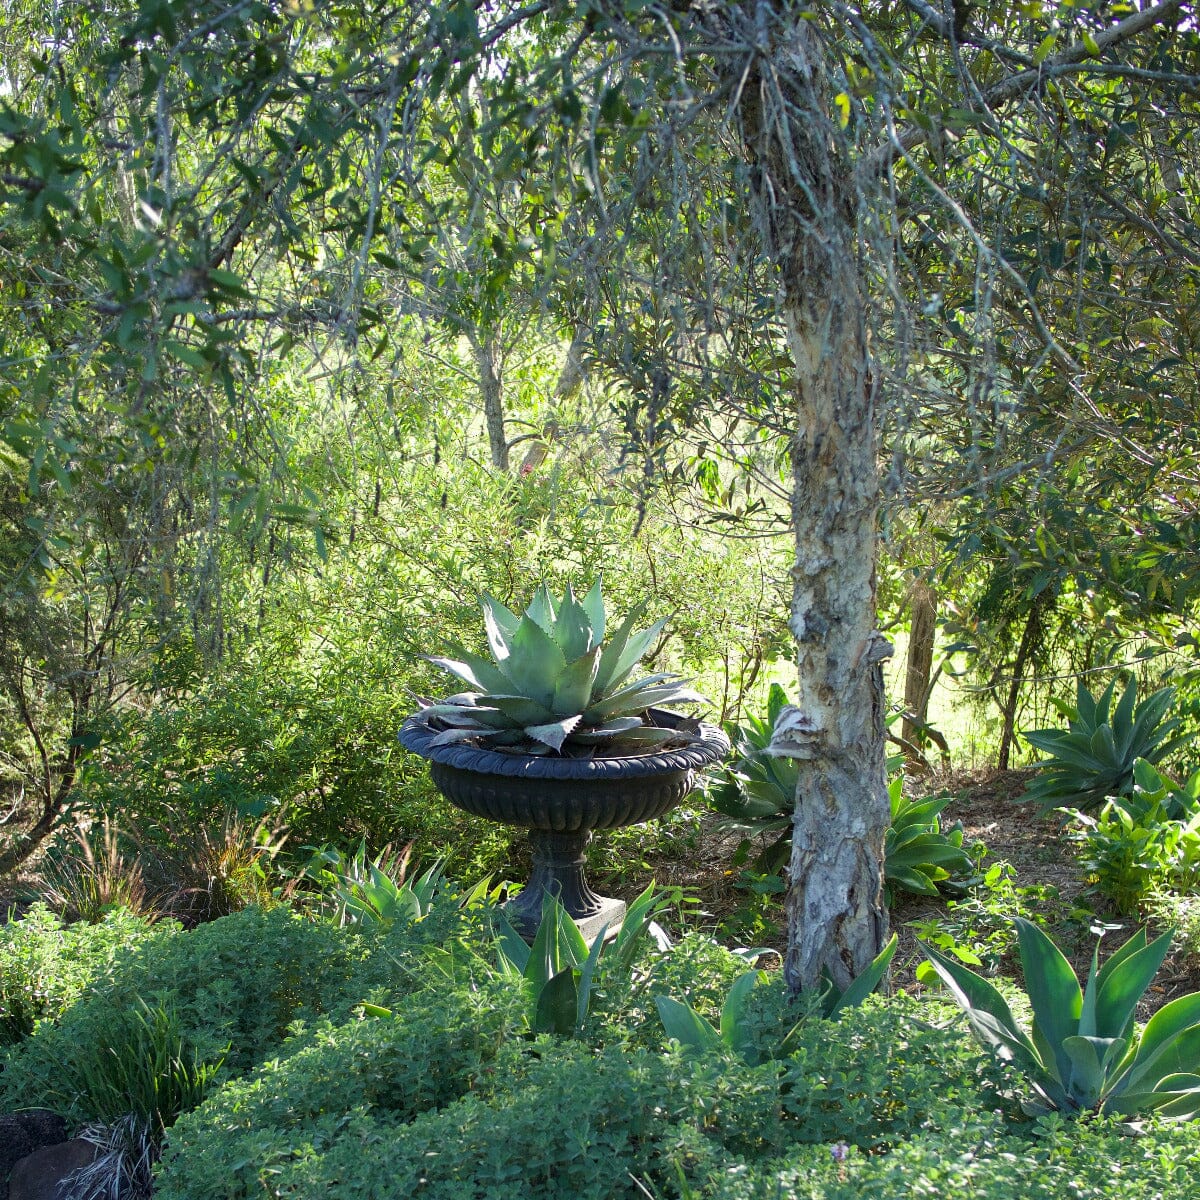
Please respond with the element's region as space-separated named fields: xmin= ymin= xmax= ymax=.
xmin=503 ymin=829 xmax=626 ymax=941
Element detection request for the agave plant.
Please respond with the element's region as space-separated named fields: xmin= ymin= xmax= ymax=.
xmin=925 ymin=918 xmax=1200 ymax=1120
xmin=706 ymin=682 xmax=798 ymax=874
xmin=656 ymin=935 xmax=898 ymax=1065
xmin=709 ymin=686 xmax=971 ymax=901
xmin=418 ymin=580 xmax=705 ymax=755
xmin=1021 ymin=677 xmax=1187 ymax=814
xmin=883 ymin=780 xmax=974 ymax=905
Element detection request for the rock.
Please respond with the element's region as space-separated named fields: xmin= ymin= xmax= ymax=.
xmin=0 ymin=1112 xmax=69 ymax=1190
xmin=7 ymin=1139 xmax=96 ymax=1200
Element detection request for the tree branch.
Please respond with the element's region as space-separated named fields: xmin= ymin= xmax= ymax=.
xmin=869 ymin=0 xmax=1187 ymax=172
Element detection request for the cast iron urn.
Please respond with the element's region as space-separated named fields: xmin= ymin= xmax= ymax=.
xmin=398 ymin=708 xmax=729 ymax=937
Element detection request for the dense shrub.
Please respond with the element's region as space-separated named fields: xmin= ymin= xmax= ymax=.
xmin=157 ymin=1040 xmax=783 ymax=1200
xmin=591 ymin=931 xmax=756 ymax=1049
xmin=0 ymin=903 xmax=166 ymax=1044
xmin=774 ymin=992 xmax=1004 ymax=1148
xmin=155 ymin=976 xmax=531 ymax=1200
xmin=0 ymin=906 xmax=369 ymax=1115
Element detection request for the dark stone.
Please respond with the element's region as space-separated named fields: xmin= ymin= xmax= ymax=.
xmin=0 ymin=1112 xmax=69 ymax=1190
xmin=8 ymin=1139 xmax=96 ymax=1200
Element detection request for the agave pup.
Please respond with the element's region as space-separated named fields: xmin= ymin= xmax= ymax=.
xmin=418 ymin=580 xmax=705 ymax=755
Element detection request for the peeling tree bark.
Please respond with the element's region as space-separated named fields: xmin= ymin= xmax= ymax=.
xmin=737 ymin=8 xmax=890 ymax=993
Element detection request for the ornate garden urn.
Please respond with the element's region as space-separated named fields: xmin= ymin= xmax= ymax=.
xmin=399 ymin=709 xmax=729 ymax=939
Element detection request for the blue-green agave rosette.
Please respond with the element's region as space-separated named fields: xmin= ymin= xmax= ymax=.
xmin=418 ymin=581 xmax=706 ymax=755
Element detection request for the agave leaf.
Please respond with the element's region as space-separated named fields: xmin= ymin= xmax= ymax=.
xmin=1104 ymin=1074 xmax=1200 ymax=1119
xmin=526 ymin=891 xmax=588 ymax=990
xmin=1061 ymin=1035 xmax=1114 ymax=1109
xmin=1075 ymin=680 xmax=1099 ymax=729
xmin=1088 ymin=725 xmax=1120 ymax=770
xmin=534 ymin=968 xmax=579 ymax=1036
xmin=476 ymin=695 xmax=558 ymax=726
xmin=570 ymin=716 xmax=645 ymax=744
xmin=526 ymin=715 xmax=583 ymax=753
xmin=585 ymin=676 xmax=704 ymax=722
xmin=720 ymin=971 xmax=765 ymax=1060
xmin=590 ymin=601 xmax=648 ymax=692
xmin=425 ymin=725 xmax=490 ymax=748
xmin=1128 ymin=686 xmax=1176 ymax=749
xmin=576 ymin=924 xmax=608 ymax=1030
xmin=595 ymin=612 xmax=665 ymax=695
xmin=923 ymin=943 xmax=1042 ymax=1066
xmin=827 ymin=934 xmax=897 ymax=1017
xmin=1015 ymin=917 xmax=1083 ymax=1085
xmin=427 ymin=652 xmax=513 ymax=695
xmin=583 ymin=724 xmax=685 ymax=747
xmin=656 ymin=995 xmax=723 ymax=1055
xmin=1148 ymin=1075 xmax=1200 ymax=1121
xmin=1094 ymin=928 xmax=1172 ymax=1041
xmin=552 ymin=645 xmax=602 ymax=716
xmin=525 ymin=583 xmax=557 ymax=634
xmin=1080 ymin=941 xmax=1102 ymax=1039
xmin=497 ymin=616 xmax=566 ymax=707
xmin=1094 ymin=679 xmax=1118 ymax=726
xmin=495 ymin=911 xmax=531 ymax=973
xmin=579 ymin=578 xmax=606 ymax=646
xmin=481 ymin=593 xmax=521 ymax=662
xmin=554 ymin=588 xmax=597 ymax=661
xmin=419 ymin=703 xmax=493 ymax=726
xmin=1121 ymin=995 xmax=1200 ymax=1093
xmin=610 ymin=882 xmax=667 ymax=973
xmin=1111 ymin=677 xmax=1139 ymax=754
xmin=765 ymin=682 xmax=789 ymax=729
xmin=1022 ymin=731 xmax=1107 ymax=769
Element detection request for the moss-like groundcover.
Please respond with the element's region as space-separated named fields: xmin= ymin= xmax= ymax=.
xmin=3 ymin=896 xmax=1200 ymax=1200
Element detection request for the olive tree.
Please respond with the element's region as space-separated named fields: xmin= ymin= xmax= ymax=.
xmin=4 ymin=0 xmax=1197 ymax=988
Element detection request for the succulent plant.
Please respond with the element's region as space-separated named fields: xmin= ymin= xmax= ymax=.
xmin=417 ymin=580 xmax=706 ymax=755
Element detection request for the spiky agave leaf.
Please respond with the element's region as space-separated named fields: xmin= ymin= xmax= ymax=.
xmin=421 ymin=580 xmax=704 ymax=755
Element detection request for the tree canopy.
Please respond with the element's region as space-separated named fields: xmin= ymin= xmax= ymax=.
xmin=3 ymin=0 xmax=1199 ymax=984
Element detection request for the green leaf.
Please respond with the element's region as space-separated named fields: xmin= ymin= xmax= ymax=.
xmin=553 ymin=585 xmax=597 ymax=661
xmin=481 ymin=593 xmax=520 ymax=661
xmin=1033 ymin=32 xmax=1058 ymax=64
xmin=1094 ymin=928 xmax=1172 ymax=1041
xmin=427 ymin=652 xmax=512 ymax=694
xmin=498 ymin=616 xmax=567 ymax=707
xmin=655 ymin=996 xmax=722 ymax=1054
xmin=923 ymin=943 xmax=1042 ymax=1067
xmin=1015 ymin=917 xmax=1083 ymax=1084
xmin=578 ymin=578 xmax=606 ymax=646
xmin=828 ymin=934 xmax=897 ymax=1017
xmin=525 ymin=583 xmax=557 ymax=634
xmin=534 ymin=968 xmax=579 ymax=1036
xmin=525 ymin=715 xmax=582 ymax=752
xmin=552 ymin=645 xmax=601 ymax=716
xmin=720 ymin=971 xmax=763 ymax=1059
xmin=610 ymin=882 xmax=665 ymax=972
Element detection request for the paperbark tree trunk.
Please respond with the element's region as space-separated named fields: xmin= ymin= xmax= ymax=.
xmin=737 ymin=8 xmax=891 ymax=993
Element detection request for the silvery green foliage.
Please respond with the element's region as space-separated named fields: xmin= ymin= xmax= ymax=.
xmin=927 ymin=919 xmax=1200 ymax=1120
xmin=1022 ymin=678 xmax=1187 ymax=814
xmin=420 ymin=580 xmax=704 ymax=754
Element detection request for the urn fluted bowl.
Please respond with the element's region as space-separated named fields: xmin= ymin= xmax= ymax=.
xmin=398 ymin=708 xmax=729 ymax=936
